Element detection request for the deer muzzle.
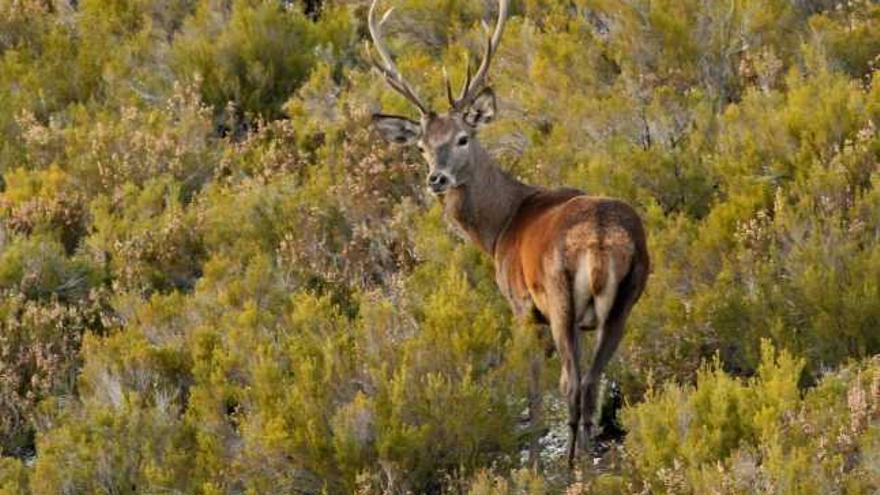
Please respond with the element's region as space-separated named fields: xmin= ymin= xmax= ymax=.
xmin=428 ymin=171 xmax=452 ymax=194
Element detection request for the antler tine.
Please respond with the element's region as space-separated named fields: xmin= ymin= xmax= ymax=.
xmin=368 ymin=0 xmax=429 ymax=115
xmin=443 ymin=67 xmax=455 ymax=108
xmin=456 ymin=55 xmax=472 ymax=104
xmin=368 ymin=44 xmax=428 ymax=113
xmin=452 ymin=0 xmax=508 ymax=110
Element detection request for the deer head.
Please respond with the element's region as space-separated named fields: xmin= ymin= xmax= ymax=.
xmin=369 ymin=0 xmax=508 ymax=194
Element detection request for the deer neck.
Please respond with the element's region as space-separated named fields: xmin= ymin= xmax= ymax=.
xmin=443 ymin=147 xmax=534 ymax=255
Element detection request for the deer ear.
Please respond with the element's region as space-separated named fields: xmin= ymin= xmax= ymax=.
xmin=372 ymin=114 xmax=421 ymax=145
xmin=463 ymin=88 xmax=496 ymax=128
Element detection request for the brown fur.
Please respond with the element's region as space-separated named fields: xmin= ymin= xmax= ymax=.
xmin=494 ymin=192 xmax=648 ymax=323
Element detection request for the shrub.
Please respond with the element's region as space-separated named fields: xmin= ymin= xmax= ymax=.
xmin=171 ymin=0 xmax=323 ymax=120
xmin=2 ymin=0 xmax=880 ymax=492
xmin=87 ymin=177 xmax=205 ymax=294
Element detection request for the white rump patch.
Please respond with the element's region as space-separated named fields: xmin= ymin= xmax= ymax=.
xmin=592 ymin=256 xmax=619 ymax=328
xmin=573 ymin=253 xmax=594 ymax=327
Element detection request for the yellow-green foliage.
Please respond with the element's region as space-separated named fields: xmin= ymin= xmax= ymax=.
xmin=171 ymin=0 xmax=318 ymax=120
xmin=1 ymin=0 xmax=880 ymax=492
xmin=0 ymin=458 xmax=29 ymax=495
xmin=477 ymin=345 xmax=880 ymax=494
xmin=614 ymin=343 xmax=880 ymax=494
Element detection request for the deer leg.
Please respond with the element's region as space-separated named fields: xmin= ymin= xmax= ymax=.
xmin=580 ymin=315 xmax=624 ymax=448
xmin=526 ymin=345 xmax=543 ymax=467
xmin=548 ymin=298 xmax=580 ymax=468
xmin=515 ymin=312 xmax=547 ymax=467
xmin=580 ymin=263 xmax=643 ymax=455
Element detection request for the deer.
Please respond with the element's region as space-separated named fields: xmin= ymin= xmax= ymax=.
xmin=367 ymin=0 xmax=650 ymax=467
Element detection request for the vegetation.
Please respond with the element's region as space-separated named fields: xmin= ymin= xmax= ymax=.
xmin=1 ymin=0 xmax=879 ymax=492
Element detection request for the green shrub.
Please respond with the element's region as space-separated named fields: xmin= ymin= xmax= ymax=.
xmin=620 ymin=343 xmax=880 ymax=494
xmin=87 ymin=177 xmax=205 ymax=294
xmin=171 ymin=0 xmax=322 ymax=120
xmin=2 ymin=0 xmax=880 ymax=492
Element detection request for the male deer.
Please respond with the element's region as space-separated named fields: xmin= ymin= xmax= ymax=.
xmin=367 ymin=0 xmax=650 ymax=466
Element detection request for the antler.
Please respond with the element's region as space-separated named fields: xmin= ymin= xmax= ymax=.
xmin=368 ymin=0 xmax=430 ymax=115
xmin=446 ymin=0 xmax=509 ymax=111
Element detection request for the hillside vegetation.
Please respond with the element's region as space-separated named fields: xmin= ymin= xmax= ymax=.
xmin=1 ymin=0 xmax=880 ymax=493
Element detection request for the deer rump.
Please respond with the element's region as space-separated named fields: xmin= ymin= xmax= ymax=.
xmin=494 ymin=188 xmax=647 ymax=334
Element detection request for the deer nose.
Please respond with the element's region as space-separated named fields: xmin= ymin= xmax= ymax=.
xmin=428 ymin=172 xmax=449 ymax=193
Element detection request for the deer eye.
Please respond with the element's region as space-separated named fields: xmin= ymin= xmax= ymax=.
xmin=417 ymin=143 xmax=425 ymax=153
xmin=456 ymin=135 xmax=469 ymax=147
